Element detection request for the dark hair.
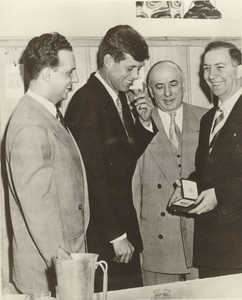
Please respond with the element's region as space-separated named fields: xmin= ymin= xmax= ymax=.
xmin=204 ymin=41 xmax=242 ymax=65
xmin=97 ymin=25 xmax=149 ymax=68
xmin=23 ymin=32 xmax=73 ymax=81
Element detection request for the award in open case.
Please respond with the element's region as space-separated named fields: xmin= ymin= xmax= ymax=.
xmin=170 ymin=179 xmax=198 ymax=213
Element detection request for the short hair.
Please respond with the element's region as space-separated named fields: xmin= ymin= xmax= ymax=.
xmin=97 ymin=25 xmax=149 ymax=68
xmin=23 ymin=32 xmax=73 ymax=81
xmin=204 ymin=41 xmax=242 ymax=65
xmin=147 ymin=60 xmax=183 ymax=86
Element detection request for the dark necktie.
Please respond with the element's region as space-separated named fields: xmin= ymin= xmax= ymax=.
xmin=209 ymin=108 xmax=224 ymax=152
xmin=118 ymin=92 xmax=135 ymax=140
xmin=169 ymin=112 xmax=181 ymax=149
xmin=56 ymin=107 xmax=69 ymax=132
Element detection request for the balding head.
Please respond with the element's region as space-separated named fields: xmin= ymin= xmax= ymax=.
xmin=147 ymin=60 xmax=185 ymax=112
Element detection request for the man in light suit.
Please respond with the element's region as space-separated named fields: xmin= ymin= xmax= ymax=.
xmin=170 ymin=41 xmax=242 ymax=277
xmin=133 ymin=60 xmax=207 ymax=285
xmin=5 ymin=32 xmax=89 ymax=295
xmin=65 ymin=25 xmax=156 ymax=292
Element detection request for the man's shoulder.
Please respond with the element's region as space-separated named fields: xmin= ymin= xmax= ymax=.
xmin=184 ymin=102 xmax=209 ymax=120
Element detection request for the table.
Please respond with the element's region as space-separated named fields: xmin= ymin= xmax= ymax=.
xmin=95 ymin=273 xmax=242 ymax=299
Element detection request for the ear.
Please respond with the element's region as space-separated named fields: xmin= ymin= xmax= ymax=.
xmin=41 ymin=67 xmax=52 ymax=83
xmin=103 ymin=54 xmax=114 ymax=69
xmin=182 ymin=77 xmax=186 ymax=91
xmin=236 ymin=65 xmax=242 ymax=79
xmin=148 ymin=85 xmax=154 ymax=98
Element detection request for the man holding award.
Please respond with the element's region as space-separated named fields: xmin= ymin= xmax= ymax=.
xmin=170 ymin=41 xmax=242 ymax=278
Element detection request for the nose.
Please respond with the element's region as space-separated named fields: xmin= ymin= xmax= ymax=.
xmin=72 ymin=70 xmax=79 ymax=83
xmin=208 ymin=67 xmax=217 ymax=80
xmin=164 ymin=85 xmax=171 ymax=97
xmin=132 ymin=68 xmax=139 ymax=80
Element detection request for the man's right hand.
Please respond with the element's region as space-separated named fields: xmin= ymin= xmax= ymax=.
xmin=113 ymin=238 xmax=134 ymax=264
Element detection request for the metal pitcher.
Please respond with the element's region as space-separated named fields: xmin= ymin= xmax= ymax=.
xmin=55 ymin=253 xmax=108 ymax=300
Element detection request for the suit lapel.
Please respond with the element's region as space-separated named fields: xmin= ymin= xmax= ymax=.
xmin=181 ymin=103 xmax=201 ymax=177
xmin=210 ymin=95 xmax=242 ymax=166
xmin=89 ymin=74 xmax=130 ymax=142
xmin=25 ymin=96 xmax=83 ymax=169
xmin=148 ymin=108 xmax=180 ymax=187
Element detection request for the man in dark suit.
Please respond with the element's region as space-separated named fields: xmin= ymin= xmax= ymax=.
xmin=5 ymin=32 xmax=89 ymax=294
xmin=170 ymin=41 xmax=242 ymax=278
xmin=65 ymin=25 xmax=156 ymax=291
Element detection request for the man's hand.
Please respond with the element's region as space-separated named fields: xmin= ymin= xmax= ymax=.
xmin=112 ymin=238 xmax=134 ymax=264
xmin=129 ymin=83 xmax=154 ymax=125
xmin=168 ymin=179 xmax=182 ymax=207
xmin=188 ymin=188 xmax=218 ymax=215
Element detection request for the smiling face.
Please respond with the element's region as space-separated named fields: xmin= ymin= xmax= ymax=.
xmin=50 ymin=50 xmax=79 ymax=104
xmin=104 ymin=53 xmax=144 ymax=92
xmin=148 ymin=62 xmax=185 ymax=112
xmin=203 ymin=48 xmax=241 ymax=103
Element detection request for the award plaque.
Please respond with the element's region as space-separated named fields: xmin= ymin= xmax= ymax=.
xmin=170 ymin=179 xmax=198 ymax=213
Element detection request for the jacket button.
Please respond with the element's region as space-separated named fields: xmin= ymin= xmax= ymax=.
xmin=177 ymin=154 xmax=181 ymax=158
xmin=178 ymin=164 xmax=181 ymax=168
xmin=157 ymin=184 xmax=162 ymax=189
xmin=158 ymin=234 xmax=163 ymax=239
xmin=78 ymin=204 xmax=82 ymax=210
xmin=160 ymin=212 xmax=165 ymax=217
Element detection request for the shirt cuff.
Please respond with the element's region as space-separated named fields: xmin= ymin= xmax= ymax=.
xmin=110 ymin=233 xmax=127 ymax=243
xmin=139 ymin=117 xmax=153 ymax=132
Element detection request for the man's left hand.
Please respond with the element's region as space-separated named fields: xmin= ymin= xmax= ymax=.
xmin=188 ymin=188 xmax=218 ymax=215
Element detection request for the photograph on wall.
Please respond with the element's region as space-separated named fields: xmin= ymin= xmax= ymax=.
xmin=136 ymin=1 xmax=222 ymax=19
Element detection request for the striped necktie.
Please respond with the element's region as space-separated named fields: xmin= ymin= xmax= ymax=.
xmin=116 ymin=96 xmax=125 ymax=124
xmin=169 ymin=112 xmax=181 ymax=149
xmin=209 ymin=108 xmax=224 ymax=152
xmin=56 ymin=107 xmax=69 ymax=132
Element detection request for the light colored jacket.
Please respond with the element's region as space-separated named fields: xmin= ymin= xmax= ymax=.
xmin=5 ymin=94 xmax=89 ymax=294
xmin=132 ymin=103 xmax=207 ymax=274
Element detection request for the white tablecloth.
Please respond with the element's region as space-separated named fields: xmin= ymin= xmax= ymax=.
xmin=95 ymin=273 xmax=242 ymax=299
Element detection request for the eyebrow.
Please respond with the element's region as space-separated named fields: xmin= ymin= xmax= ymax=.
xmin=203 ymin=62 xmax=225 ymax=66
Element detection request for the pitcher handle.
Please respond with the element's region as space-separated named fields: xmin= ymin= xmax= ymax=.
xmin=94 ymin=260 xmax=108 ymax=300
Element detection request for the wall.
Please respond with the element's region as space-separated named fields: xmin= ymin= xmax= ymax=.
xmin=0 ymin=0 xmax=241 ymax=38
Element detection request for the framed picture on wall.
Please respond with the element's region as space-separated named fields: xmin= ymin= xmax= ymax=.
xmin=136 ymin=1 xmax=222 ymax=19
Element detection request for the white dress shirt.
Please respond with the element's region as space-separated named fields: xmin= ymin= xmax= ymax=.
xmin=157 ymin=104 xmax=183 ymax=138
xmin=27 ymin=89 xmax=57 ymax=117
xmin=209 ymin=87 xmax=242 ymax=144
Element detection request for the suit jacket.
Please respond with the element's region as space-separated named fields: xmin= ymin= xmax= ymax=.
xmin=133 ymin=103 xmax=207 ymax=274
xmin=5 ymin=94 xmax=89 ymax=294
xmin=192 ymin=94 xmax=242 ymax=269
xmin=65 ymin=73 xmax=155 ymax=259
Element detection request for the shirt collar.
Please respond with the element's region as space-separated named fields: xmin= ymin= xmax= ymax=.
xmin=218 ymin=87 xmax=242 ymax=113
xmin=27 ymin=89 xmax=57 ymax=117
xmin=95 ymin=71 xmax=118 ymax=101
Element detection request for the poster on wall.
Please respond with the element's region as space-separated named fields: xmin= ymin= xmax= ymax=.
xmin=136 ymin=1 xmax=222 ymax=19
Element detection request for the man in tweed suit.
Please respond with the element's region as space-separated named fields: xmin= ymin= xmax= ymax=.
xmin=5 ymin=32 xmax=89 ymax=295
xmin=133 ymin=60 xmax=207 ymax=285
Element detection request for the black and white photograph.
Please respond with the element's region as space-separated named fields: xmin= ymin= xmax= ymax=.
xmin=0 ymin=0 xmax=242 ymax=299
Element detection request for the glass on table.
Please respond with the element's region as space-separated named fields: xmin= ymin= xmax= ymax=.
xmin=153 ymin=289 xmax=171 ymax=299
xmin=33 ymin=291 xmax=51 ymax=300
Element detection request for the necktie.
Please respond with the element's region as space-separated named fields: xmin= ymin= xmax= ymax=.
xmin=56 ymin=107 xmax=69 ymax=132
xmin=116 ymin=96 xmax=125 ymax=124
xmin=209 ymin=108 xmax=224 ymax=152
xmin=117 ymin=92 xmax=135 ymax=140
xmin=169 ymin=112 xmax=181 ymax=149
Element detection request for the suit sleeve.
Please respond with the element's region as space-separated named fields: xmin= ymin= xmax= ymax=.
xmin=8 ymin=125 xmax=66 ymax=267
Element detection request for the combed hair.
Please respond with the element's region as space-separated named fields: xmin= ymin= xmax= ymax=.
xmin=204 ymin=41 xmax=242 ymax=65
xmin=97 ymin=25 xmax=149 ymax=68
xmin=23 ymin=32 xmax=72 ymax=81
